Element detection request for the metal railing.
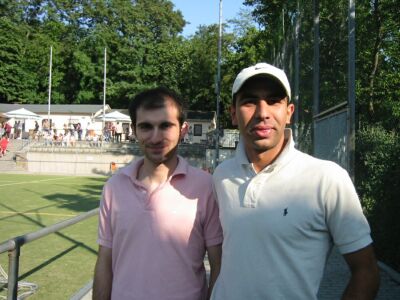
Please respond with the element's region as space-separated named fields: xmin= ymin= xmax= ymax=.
xmin=0 ymin=208 xmax=99 ymax=300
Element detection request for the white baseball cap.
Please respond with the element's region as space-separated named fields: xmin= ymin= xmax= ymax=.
xmin=232 ymin=62 xmax=291 ymax=101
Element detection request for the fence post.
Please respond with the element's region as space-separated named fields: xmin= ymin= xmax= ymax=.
xmin=7 ymin=243 xmax=20 ymax=300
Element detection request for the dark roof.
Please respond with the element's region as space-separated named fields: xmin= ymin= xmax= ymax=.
xmin=186 ymin=110 xmax=215 ymax=121
xmin=0 ymin=104 xmax=109 ymax=114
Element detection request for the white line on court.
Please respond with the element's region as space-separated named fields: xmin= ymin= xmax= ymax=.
xmin=0 ymin=176 xmax=74 ymax=187
xmin=0 ymin=211 xmax=78 ymax=217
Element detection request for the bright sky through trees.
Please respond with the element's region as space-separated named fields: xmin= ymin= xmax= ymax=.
xmin=171 ymin=0 xmax=246 ymax=36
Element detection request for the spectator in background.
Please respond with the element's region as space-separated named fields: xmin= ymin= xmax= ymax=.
xmin=4 ymin=122 xmax=12 ymax=139
xmin=0 ymin=123 xmax=5 ymax=137
xmin=34 ymin=121 xmax=39 ymax=133
xmin=0 ymin=135 xmax=9 ymax=158
xmin=14 ymin=121 xmax=21 ymax=139
xmin=76 ymin=122 xmax=82 ymax=141
xmin=111 ymin=122 xmax=116 ymax=142
xmin=44 ymin=130 xmax=53 ymax=146
xmin=115 ymin=122 xmax=123 ymax=142
xmin=63 ymin=123 xmax=69 ymax=135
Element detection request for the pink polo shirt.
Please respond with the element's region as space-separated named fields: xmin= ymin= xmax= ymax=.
xmin=98 ymin=156 xmax=223 ymax=300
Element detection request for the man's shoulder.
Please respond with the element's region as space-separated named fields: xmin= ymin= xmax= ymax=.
xmin=292 ymin=149 xmax=349 ymax=179
xmin=213 ymin=157 xmax=237 ymax=178
xmin=185 ymin=163 xmax=213 ymax=181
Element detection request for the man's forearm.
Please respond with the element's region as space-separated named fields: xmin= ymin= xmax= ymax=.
xmin=92 ymin=264 xmax=113 ymax=300
xmin=342 ymin=269 xmax=380 ymax=300
xmin=92 ymin=246 xmax=113 ymax=300
xmin=342 ymin=245 xmax=380 ymax=300
xmin=206 ymin=244 xmax=222 ymax=300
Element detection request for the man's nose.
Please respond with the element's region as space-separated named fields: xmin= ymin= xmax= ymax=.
xmin=255 ymin=100 xmax=271 ymax=120
xmin=149 ymin=128 xmax=163 ymax=143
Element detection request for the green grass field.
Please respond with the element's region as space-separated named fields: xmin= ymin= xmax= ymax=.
xmin=0 ymin=173 xmax=108 ymax=299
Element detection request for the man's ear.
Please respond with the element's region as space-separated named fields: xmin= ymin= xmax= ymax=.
xmin=180 ymin=122 xmax=189 ymax=138
xmin=286 ymin=103 xmax=295 ymax=125
xmin=230 ymin=105 xmax=238 ymax=126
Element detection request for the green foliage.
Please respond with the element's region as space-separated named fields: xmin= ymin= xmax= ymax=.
xmin=0 ymin=0 xmax=186 ymax=107
xmin=356 ymin=125 xmax=400 ymax=271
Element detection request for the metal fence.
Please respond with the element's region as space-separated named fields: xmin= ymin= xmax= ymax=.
xmin=0 ymin=209 xmax=98 ymax=300
xmin=313 ymin=102 xmax=349 ymax=170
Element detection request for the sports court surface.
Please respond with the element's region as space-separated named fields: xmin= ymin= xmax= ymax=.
xmin=0 ymin=173 xmax=107 ymax=299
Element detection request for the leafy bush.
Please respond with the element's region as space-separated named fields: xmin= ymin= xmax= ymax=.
xmin=356 ymin=125 xmax=400 ymax=271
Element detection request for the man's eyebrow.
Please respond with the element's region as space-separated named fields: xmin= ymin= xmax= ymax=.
xmin=136 ymin=121 xmax=176 ymax=127
xmin=160 ymin=121 xmax=175 ymax=125
xmin=136 ymin=121 xmax=152 ymax=127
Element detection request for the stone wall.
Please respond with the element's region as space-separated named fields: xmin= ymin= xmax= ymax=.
xmin=24 ymin=143 xmax=220 ymax=176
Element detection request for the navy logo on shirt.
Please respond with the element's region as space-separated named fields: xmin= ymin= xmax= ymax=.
xmin=283 ymin=208 xmax=288 ymax=216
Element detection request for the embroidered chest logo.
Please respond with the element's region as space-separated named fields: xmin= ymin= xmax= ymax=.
xmin=283 ymin=208 xmax=288 ymax=216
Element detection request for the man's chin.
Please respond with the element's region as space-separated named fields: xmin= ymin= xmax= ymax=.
xmin=251 ymin=140 xmax=275 ymax=152
xmin=145 ymin=150 xmax=177 ymax=165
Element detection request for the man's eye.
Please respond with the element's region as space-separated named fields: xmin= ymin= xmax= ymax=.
xmin=266 ymin=97 xmax=285 ymax=105
xmin=138 ymin=124 xmax=152 ymax=130
xmin=160 ymin=123 xmax=173 ymax=129
xmin=240 ymin=98 xmax=257 ymax=105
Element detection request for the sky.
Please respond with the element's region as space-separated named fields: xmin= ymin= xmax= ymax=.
xmin=171 ymin=0 xmax=247 ymax=37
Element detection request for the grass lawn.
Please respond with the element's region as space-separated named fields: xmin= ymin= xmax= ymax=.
xmin=0 ymin=173 xmax=108 ymax=299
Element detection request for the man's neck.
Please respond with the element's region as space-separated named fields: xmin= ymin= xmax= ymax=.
xmin=137 ymin=156 xmax=178 ymax=192
xmin=246 ymin=138 xmax=288 ymax=174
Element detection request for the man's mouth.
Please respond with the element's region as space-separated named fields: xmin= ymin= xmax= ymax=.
xmin=252 ymin=125 xmax=273 ymax=138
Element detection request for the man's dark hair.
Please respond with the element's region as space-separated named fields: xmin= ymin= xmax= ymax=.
xmin=129 ymin=87 xmax=186 ymax=127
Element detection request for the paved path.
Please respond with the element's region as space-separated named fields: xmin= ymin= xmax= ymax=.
xmin=319 ymin=248 xmax=400 ymax=299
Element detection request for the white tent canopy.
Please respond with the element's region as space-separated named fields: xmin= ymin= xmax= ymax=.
xmin=5 ymin=108 xmax=41 ymax=120
xmin=96 ymin=111 xmax=131 ymax=122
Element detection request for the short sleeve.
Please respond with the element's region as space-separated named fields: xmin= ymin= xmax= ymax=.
xmin=325 ymin=167 xmax=372 ymax=254
xmin=97 ymin=183 xmax=113 ymax=248
xmin=202 ymin=182 xmax=223 ymax=247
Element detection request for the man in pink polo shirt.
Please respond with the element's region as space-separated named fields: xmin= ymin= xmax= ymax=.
xmin=93 ymin=87 xmax=223 ymax=300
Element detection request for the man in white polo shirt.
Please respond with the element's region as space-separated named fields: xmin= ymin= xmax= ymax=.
xmin=93 ymin=87 xmax=223 ymax=300
xmin=211 ymin=63 xmax=380 ymax=300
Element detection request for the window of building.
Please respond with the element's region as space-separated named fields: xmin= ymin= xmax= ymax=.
xmin=193 ymin=124 xmax=202 ymax=136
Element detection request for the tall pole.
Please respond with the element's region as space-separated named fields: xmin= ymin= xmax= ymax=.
xmin=293 ymin=0 xmax=300 ymax=146
xmin=103 ymin=47 xmax=107 ymax=132
xmin=312 ymin=0 xmax=320 ymax=117
xmin=47 ymin=46 xmax=53 ymax=126
xmin=312 ymin=0 xmax=320 ymax=156
xmin=348 ymin=0 xmax=356 ymax=179
xmin=214 ymin=0 xmax=223 ymax=169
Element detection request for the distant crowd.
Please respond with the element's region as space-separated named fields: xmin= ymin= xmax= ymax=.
xmin=0 ymin=120 xmax=134 ymax=150
xmin=41 ymin=121 xmax=134 ymax=147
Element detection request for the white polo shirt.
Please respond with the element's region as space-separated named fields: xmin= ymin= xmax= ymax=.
xmin=211 ymin=129 xmax=372 ymax=300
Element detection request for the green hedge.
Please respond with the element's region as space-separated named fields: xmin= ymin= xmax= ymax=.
xmin=356 ymin=125 xmax=400 ymax=271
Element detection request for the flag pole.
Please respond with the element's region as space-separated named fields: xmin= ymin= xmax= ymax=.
xmin=103 ymin=47 xmax=107 ymax=132
xmin=47 ymin=46 xmax=53 ymax=129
